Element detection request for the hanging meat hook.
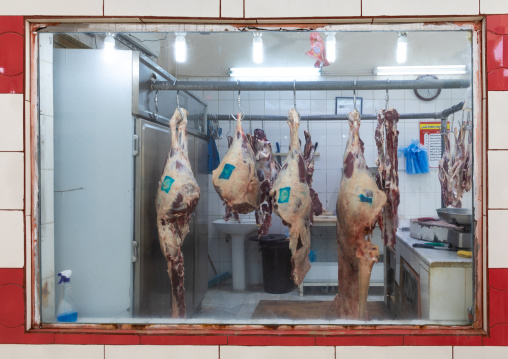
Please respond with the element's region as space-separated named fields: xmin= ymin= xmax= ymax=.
xmin=176 ymin=89 xmax=184 ymax=123
xmin=385 ymin=88 xmax=390 ymax=109
xmin=293 ymin=80 xmax=297 ymax=112
xmin=237 ymin=82 xmax=245 ymax=121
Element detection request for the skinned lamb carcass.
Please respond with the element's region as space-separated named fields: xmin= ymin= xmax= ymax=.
xmin=252 ymin=129 xmax=281 ymax=236
xmin=270 ymin=109 xmax=312 ymax=285
xmin=155 ymin=108 xmax=200 ymax=318
xmin=212 ymin=113 xmax=259 ymax=216
xmin=375 ymin=108 xmax=400 ymax=248
xmin=330 ymin=109 xmax=387 ymax=320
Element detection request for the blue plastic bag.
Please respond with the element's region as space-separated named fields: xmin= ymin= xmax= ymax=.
xmin=398 ymin=139 xmax=429 ymax=174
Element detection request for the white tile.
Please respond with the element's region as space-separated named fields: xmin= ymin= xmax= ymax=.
xmin=430 ymin=267 xmax=466 ymax=320
xmin=219 ymin=237 xmax=232 ymax=262
xmin=488 ymin=210 xmax=508 ymax=268
xmin=404 ymin=191 xmax=421 ymax=217
xmin=310 ymin=99 xmax=327 ymax=114
xmin=326 ymin=146 xmax=342 ymax=171
xmin=326 ymin=169 xmax=341 ymax=193
xmin=309 ymin=120 xmax=326 ymax=147
xmin=0 ymin=152 xmax=24 ymax=210
xmin=221 ymin=0 xmax=243 ymax=17
xmin=326 ymin=192 xmax=339 ymax=213
xmin=250 ymin=100 xmax=265 ymax=115
xmin=336 ymin=346 xmax=452 ymax=359
xmin=265 ymin=99 xmax=280 ymax=116
xmin=419 ymin=192 xmax=436 ymax=217
xmin=219 ymin=100 xmax=235 ymax=115
xmin=488 ymin=151 xmax=508 ymax=208
xmin=363 ymin=0 xmax=477 ymax=16
xmin=0 ymin=94 xmax=23 ymax=151
xmin=0 ymin=1 xmax=102 ymax=15
xmin=312 ymin=169 xmax=327 ymax=193
xmin=104 ymin=0 xmax=220 ymax=16
xmin=219 ymin=90 xmax=234 ymax=101
xmin=0 ymin=211 xmax=24 ymax=268
xmin=219 ymin=260 xmax=232 ymax=274
xmin=106 ymin=345 xmax=218 ymax=359
xmin=481 ymin=1 xmax=508 ymax=14
xmin=0 ymin=345 xmax=103 ymax=359
xmin=454 ymin=346 xmax=508 ymax=359
xmin=222 ymin=346 xmax=334 ymax=359
xmin=488 ymin=91 xmax=508 ymax=149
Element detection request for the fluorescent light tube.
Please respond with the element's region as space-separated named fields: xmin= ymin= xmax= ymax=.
xmin=174 ymin=33 xmax=187 ymax=63
xmin=253 ymin=33 xmax=263 ymax=64
xmin=373 ymin=65 xmax=467 ymax=76
xmin=103 ymin=34 xmax=115 ymax=64
xmin=397 ymin=32 xmax=407 ymax=64
xmin=326 ymin=32 xmax=336 ymax=63
xmin=230 ymin=67 xmax=321 ymax=78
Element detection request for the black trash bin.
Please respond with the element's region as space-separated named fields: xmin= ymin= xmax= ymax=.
xmin=250 ymin=234 xmax=294 ymax=294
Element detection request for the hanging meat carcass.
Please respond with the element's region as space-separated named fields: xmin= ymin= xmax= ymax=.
xmin=270 ymin=109 xmax=312 ymax=285
xmin=252 ymin=129 xmax=281 ymax=236
xmin=212 ymin=113 xmax=259 ymax=217
xmin=303 ymin=129 xmax=324 ymax=220
xmin=155 ymin=108 xmax=200 ymax=318
xmin=330 ymin=109 xmax=387 ymax=320
xmin=439 ymin=120 xmax=472 ymax=208
xmin=375 ymin=108 xmax=400 ymax=248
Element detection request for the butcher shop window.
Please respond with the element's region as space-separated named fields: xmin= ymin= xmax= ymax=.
xmin=35 ymin=24 xmax=481 ymax=328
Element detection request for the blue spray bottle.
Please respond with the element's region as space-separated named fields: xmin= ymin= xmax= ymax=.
xmin=56 ymin=270 xmax=78 ymax=322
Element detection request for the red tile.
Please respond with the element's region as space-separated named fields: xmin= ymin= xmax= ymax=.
xmin=0 ymin=268 xmax=24 ymax=286
xmin=0 ymin=32 xmax=24 ymax=76
xmin=0 ymin=73 xmax=22 ymax=93
xmin=487 ymin=15 xmax=508 ymax=35
xmin=0 ymin=326 xmax=54 ymax=344
xmin=227 ymin=335 xmax=316 ymax=346
xmin=487 ymin=68 xmax=508 ymax=91
xmin=0 ymin=16 xmax=24 ymax=35
xmin=487 ymin=31 xmax=504 ymax=71
xmin=489 ymin=268 xmax=508 ymax=290
xmin=489 ymin=287 xmax=508 ymax=327
xmin=483 ymin=324 xmax=508 ymax=346
xmin=0 ymin=284 xmax=24 ymax=327
xmin=403 ymin=335 xmax=482 ymax=346
xmin=140 ymin=335 xmax=228 ymax=345
xmin=316 ymin=335 xmax=403 ymax=346
xmin=55 ymin=333 xmax=140 ymax=344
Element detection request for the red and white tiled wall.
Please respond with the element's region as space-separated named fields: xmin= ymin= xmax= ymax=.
xmin=2 ymin=1 xmax=508 ymax=357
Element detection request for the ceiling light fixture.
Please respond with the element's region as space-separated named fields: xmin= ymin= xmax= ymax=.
xmin=396 ymin=32 xmax=407 ymax=64
xmin=373 ymin=65 xmax=467 ymax=76
xmin=174 ymin=33 xmax=187 ymax=63
xmin=325 ymin=32 xmax=336 ymax=63
xmin=253 ymin=33 xmax=263 ymax=64
xmin=103 ymin=34 xmax=116 ymax=63
xmin=230 ymin=67 xmax=321 ymax=79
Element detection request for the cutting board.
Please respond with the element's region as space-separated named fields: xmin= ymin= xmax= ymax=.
xmin=409 ymin=218 xmax=460 ymax=243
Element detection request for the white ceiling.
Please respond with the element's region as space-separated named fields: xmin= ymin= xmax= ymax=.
xmin=140 ymin=30 xmax=472 ymax=78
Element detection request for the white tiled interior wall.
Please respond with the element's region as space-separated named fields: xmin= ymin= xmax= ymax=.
xmin=195 ymin=75 xmax=473 ymax=283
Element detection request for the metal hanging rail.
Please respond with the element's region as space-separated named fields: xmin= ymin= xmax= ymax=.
xmin=207 ymin=101 xmax=465 ymax=122
xmin=152 ymin=79 xmax=470 ymax=91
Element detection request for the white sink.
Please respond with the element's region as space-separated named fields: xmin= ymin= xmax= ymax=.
xmin=212 ymin=218 xmax=258 ymax=235
xmin=212 ymin=218 xmax=259 ymax=291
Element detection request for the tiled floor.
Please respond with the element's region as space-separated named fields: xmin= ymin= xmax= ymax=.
xmin=191 ymin=282 xmax=384 ymax=320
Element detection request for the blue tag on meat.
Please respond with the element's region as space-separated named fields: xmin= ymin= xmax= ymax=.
xmin=219 ymin=163 xmax=235 ymax=180
xmin=161 ymin=176 xmax=175 ymax=193
xmin=278 ymin=187 xmax=291 ymax=204
xmin=358 ymin=194 xmax=373 ymax=203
